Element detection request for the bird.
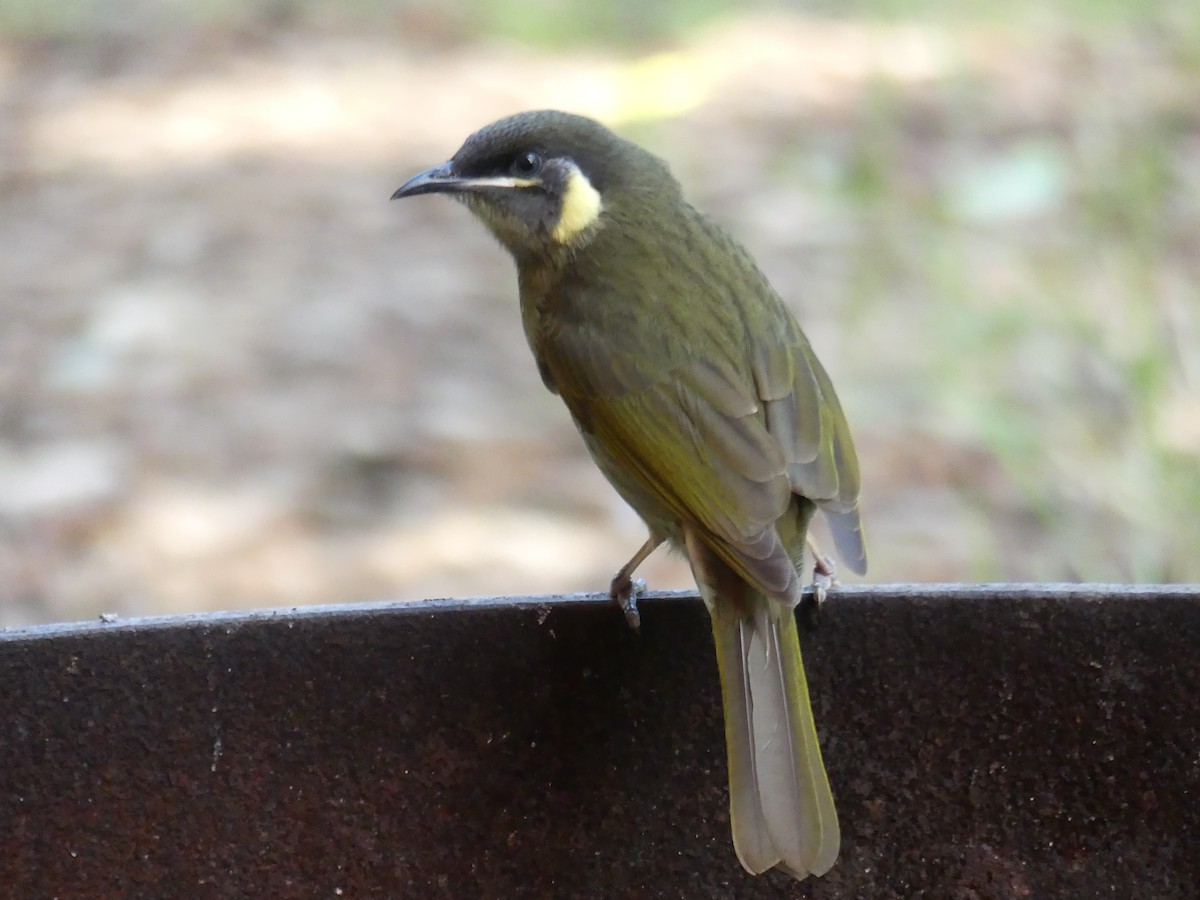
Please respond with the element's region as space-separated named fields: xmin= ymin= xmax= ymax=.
xmin=391 ymin=110 xmax=866 ymax=880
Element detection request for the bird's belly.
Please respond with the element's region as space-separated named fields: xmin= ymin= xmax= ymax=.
xmin=577 ymin=427 xmax=681 ymax=544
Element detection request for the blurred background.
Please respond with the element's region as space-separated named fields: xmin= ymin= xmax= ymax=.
xmin=1 ymin=1 xmax=1197 ymax=626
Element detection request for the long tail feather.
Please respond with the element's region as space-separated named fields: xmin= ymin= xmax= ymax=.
xmin=709 ymin=584 xmax=840 ymax=878
xmin=710 ymin=608 xmax=779 ymax=874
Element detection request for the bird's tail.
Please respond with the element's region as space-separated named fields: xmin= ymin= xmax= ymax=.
xmin=707 ymin=572 xmax=840 ymax=879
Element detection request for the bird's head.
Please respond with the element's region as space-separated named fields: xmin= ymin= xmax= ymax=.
xmin=391 ymin=110 xmax=677 ymax=260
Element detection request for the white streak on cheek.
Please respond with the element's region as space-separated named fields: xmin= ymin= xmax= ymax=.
xmin=552 ymin=166 xmax=603 ymax=245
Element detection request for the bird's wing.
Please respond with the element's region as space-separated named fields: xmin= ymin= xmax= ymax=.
xmin=754 ymin=318 xmax=868 ymax=575
xmin=545 ymin=309 xmax=864 ymax=598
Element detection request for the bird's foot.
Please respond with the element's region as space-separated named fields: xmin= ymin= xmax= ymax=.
xmin=800 ymin=550 xmax=838 ymax=631
xmin=610 ymin=572 xmax=647 ymax=632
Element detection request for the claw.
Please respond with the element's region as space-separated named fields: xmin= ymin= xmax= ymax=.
xmin=801 ymin=543 xmax=839 ymax=631
xmin=610 ymin=573 xmax=646 ymax=631
xmin=608 ymin=536 xmax=662 ymax=633
xmin=812 ymin=556 xmax=835 ymax=605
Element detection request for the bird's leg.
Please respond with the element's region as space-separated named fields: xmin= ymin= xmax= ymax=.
xmin=610 ymin=535 xmax=663 ymax=631
xmin=801 ymin=535 xmax=839 ymax=629
xmin=808 ymin=536 xmax=838 ymax=603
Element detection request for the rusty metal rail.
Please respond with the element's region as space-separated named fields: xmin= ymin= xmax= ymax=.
xmin=2 ymin=584 xmax=1198 ymax=897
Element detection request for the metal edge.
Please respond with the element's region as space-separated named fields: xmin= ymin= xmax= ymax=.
xmin=2 ymin=583 xmax=1195 ymax=644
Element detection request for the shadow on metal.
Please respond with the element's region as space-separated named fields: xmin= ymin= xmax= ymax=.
xmin=2 ymin=584 xmax=1198 ymax=897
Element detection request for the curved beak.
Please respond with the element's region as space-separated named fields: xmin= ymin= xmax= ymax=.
xmin=391 ymin=163 xmax=461 ymax=200
xmin=391 ymin=163 xmax=538 ymax=200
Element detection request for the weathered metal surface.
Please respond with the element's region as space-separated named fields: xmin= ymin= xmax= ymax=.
xmin=2 ymin=584 xmax=1198 ymax=898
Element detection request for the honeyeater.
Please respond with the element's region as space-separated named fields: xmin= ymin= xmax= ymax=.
xmin=391 ymin=110 xmax=867 ymax=880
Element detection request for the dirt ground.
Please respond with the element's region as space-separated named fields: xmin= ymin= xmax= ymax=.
xmin=1 ymin=11 xmax=1198 ymax=626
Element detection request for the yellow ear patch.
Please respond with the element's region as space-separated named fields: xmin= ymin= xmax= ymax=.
xmin=552 ymin=165 xmax=603 ymax=245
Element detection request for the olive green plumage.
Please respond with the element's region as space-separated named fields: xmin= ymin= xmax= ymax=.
xmin=392 ymin=110 xmax=867 ymax=880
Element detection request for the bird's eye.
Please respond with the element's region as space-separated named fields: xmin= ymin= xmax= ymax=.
xmin=511 ymin=151 xmax=543 ymax=177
